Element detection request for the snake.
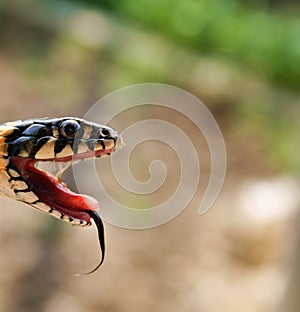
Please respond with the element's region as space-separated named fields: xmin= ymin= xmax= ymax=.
xmin=0 ymin=117 xmax=122 ymax=274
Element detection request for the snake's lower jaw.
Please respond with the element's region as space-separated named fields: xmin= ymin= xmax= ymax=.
xmin=10 ymin=157 xmax=99 ymax=226
xmin=11 ymin=156 xmax=106 ymax=275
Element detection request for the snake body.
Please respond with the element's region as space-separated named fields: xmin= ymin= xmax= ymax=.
xmin=0 ymin=117 xmax=122 ymax=273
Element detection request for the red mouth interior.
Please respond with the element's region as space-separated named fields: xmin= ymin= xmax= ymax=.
xmin=10 ymin=148 xmax=113 ymax=223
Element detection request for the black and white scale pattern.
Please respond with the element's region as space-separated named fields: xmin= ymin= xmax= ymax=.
xmin=0 ymin=117 xmax=119 ymax=226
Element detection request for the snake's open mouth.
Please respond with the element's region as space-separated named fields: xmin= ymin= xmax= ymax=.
xmin=10 ymin=148 xmax=114 ymax=225
xmin=10 ymin=149 xmax=113 ymax=274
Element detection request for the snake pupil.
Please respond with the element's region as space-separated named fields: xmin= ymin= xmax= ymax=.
xmin=64 ymin=125 xmax=76 ymax=136
xmin=100 ymin=128 xmax=110 ymax=137
xmin=60 ymin=120 xmax=80 ymax=139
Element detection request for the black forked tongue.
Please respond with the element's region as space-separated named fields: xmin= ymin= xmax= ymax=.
xmin=76 ymin=210 xmax=105 ymax=276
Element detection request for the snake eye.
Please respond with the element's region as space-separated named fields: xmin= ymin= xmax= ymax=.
xmin=59 ymin=120 xmax=81 ymax=139
xmin=99 ymin=127 xmax=111 ymax=138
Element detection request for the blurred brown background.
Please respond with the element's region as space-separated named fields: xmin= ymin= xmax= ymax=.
xmin=0 ymin=0 xmax=299 ymax=311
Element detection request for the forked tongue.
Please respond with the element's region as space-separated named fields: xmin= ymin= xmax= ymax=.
xmin=76 ymin=209 xmax=105 ymax=276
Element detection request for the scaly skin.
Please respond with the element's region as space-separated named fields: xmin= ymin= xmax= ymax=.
xmin=0 ymin=117 xmax=123 ymax=273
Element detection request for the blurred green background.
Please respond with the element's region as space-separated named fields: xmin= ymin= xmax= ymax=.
xmin=0 ymin=0 xmax=299 ymax=311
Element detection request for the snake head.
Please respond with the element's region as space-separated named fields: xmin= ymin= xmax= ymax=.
xmin=1 ymin=117 xmax=123 ymax=273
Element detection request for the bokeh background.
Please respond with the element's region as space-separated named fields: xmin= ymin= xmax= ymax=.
xmin=0 ymin=0 xmax=299 ymax=311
